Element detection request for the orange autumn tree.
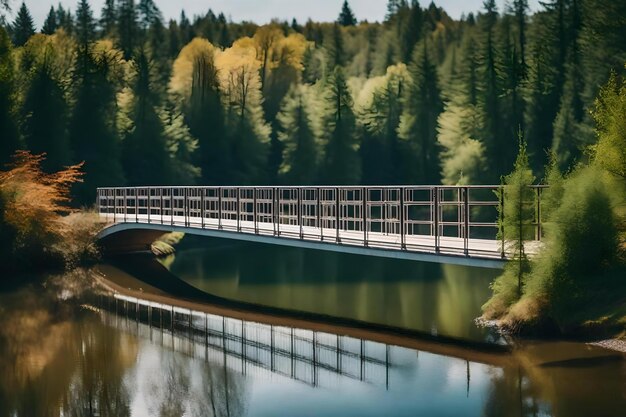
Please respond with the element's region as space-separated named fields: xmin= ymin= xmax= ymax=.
xmin=0 ymin=151 xmax=86 ymax=269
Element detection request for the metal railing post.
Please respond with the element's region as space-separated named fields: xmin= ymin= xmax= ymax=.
xmin=123 ymin=188 xmax=127 ymax=222
xmin=536 ymin=187 xmax=542 ymax=241
xmin=273 ymin=187 xmax=277 ymax=236
xmin=135 ymin=188 xmax=138 ymax=223
xmin=277 ymin=188 xmax=281 ymax=236
xmin=218 ymin=187 xmax=222 ymax=229
xmin=316 ymin=187 xmax=321 ymax=240
xmin=254 ymin=188 xmax=258 ymax=234
xmin=236 ymin=187 xmax=241 ymax=232
xmin=201 ymin=188 xmax=205 ymax=229
xmin=434 ymin=187 xmax=439 ymax=253
xmin=335 ymin=187 xmax=340 ymax=243
xmin=113 ymin=189 xmax=117 ymax=223
xmin=363 ymin=187 xmax=368 ymax=247
xmin=160 ymin=188 xmax=163 ymax=225
xmin=400 ymin=187 xmax=405 ymax=249
xmin=147 ymin=187 xmax=151 ymax=224
xmin=298 ymin=188 xmax=303 ymax=239
xmin=184 ymin=187 xmax=188 ymax=227
xmin=500 ymin=186 xmax=505 ymax=258
xmin=463 ymin=187 xmax=470 ymax=256
xmin=170 ymin=188 xmax=174 ymax=226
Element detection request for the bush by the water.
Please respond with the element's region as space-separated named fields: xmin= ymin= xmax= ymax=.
xmin=483 ymin=72 xmax=626 ymax=334
xmin=0 ymin=152 xmax=100 ymax=273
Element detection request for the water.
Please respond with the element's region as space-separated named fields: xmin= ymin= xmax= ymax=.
xmin=166 ymin=238 xmax=501 ymax=342
xmin=0 ymin=239 xmax=625 ymax=416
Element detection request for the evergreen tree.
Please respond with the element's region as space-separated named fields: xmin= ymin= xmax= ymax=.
xmin=160 ymin=106 xmax=200 ymax=184
xmin=179 ymin=11 xmax=193 ymax=45
xmin=325 ymin=23 xmax=345 ymax=69
xmin=478 ymin=0 xmax=506 ymax=180
xmin=512 ymin=0 xmax=528 ymax=76
xmin=359 ymin=65 xmax=408 ymax=184
xmin=42 ymin=6 xmax=58 ymax=35
xmin=118 ymin=0 xmax=138 ymax=59
xmin=172 ymin=39 xmax=229 ymax=184
xmin=69 ymin=46 xmax=125 ymax=204
xmin=277 ymin=85 xmax=319 ymax=184
xmin=399 ymin=1 xmax=423 ymax=64
xmin=11 ymin=2 xmax=35 ymax=47
xmin=99 ymin=0 xmax=117 ymax=38
xmin=21 ymin=59 xmax=71 ymax=173
xmin=0 ymin=27 xmax=19 ymax=166
xmin=337 ymin=1 xmax=357 ymax=27
xmin=398 ymin=41 xmax=443 ymax=184
xmin=121 ymin=47 xmax=171 ymax=185
xmin=322 ymin=67 xmax=360 ymax=184
xmin=167 ymin=19 xmax=181 ymax=58
xmin=75 ymin=0 xmax=96 ymax=46
xmin=138 ymin=0 xmax=162 ymax=31
xmin=56 ymin=4 xmax=74 ymax=35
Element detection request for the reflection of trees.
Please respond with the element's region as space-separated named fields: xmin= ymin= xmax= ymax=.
xmin=63 ymin=323 xmax=137 ymax=417
xmin=189 ymin=361 xmax=247 ymax=417
xmin=0 ymin=286 xmax=137 ymax=417
xmin=481 ymin=366 xmax=543 ymax=417
xmin=0 ymin=288 xmax=79 ymax=417
xmin=146 ymin=354 xmax=190 ymax=417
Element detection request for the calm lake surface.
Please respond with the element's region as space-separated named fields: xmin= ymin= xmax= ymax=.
xmin=1 ymin=238 xmax=625 ymax=416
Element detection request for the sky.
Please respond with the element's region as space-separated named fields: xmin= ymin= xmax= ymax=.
xmin=16 ymin=0 xmax=542 ymax=29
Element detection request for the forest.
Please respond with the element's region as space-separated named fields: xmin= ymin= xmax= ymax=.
xmin=0 ymin=0 xmax=624 ymax=207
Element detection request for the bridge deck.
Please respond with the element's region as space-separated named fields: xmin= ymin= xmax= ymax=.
xmin=99 ymin=213 xmax=540 ymax=268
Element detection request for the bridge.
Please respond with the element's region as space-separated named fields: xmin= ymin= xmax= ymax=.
xmin=96 ymin=185 xmax=545 ymax=268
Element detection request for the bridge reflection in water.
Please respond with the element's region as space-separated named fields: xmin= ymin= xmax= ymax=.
xmin=96 ymin=293 xmax=448 ymax=391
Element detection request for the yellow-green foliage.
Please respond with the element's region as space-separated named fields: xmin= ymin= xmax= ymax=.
xmin=499 ymin=138 xmax=536 ymax=252
xmin=591 ymin=71 xmax=626 ymax=181
xmin=519 ymin=167 xmax=618 ymax=324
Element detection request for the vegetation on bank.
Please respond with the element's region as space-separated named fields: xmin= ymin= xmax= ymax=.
xmin=0 ymin=152 xmax=99 ymax=275
xmin=483 ymin=73 xmax=626 ymax=337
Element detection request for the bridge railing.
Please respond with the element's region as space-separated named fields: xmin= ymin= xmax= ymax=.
xmin=97 ymin=185 xmax=546 ymax=259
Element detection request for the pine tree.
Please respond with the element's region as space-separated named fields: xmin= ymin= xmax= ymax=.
xmin=69 ymin=47 xmax=125 ymax=204
xmin=0 ymin=27 xmax=20 ymax=166
xmin=121 ymin=47 xmax=171 ymax=185
xmin=337 ymin=1 xmax=357 ymax=27
xmin=322 ymin=67 xmax=360 ymax=184
xmin=359 ymin=65 xmax=408 ymax=184
xmin=99 ymin=0 xmax=117 ymax=38
xmin=478 ymin=0 xmax=504 ymax=180
xmin=167 ymin=19 xmax=181 ymax=58
xmin=118 ymin=0 xmax=138 ymax=59
xmin=75 ymin=0 xmax=96 ymax=46
xmin=56 ymin=4 xmax=74 ymax=35
xmin=42 ymin=6 xmax=57 ymax=35
xmin=138 ymin=0 xmax=162 ymax=31
xmin=21 ymin=59 xmax=71 ymax=173
xmin=11 ymin=2 xmax=35 ymax=47
xmin=512 ymin=0 xmax=528 ymax=76
xmin=179 ymin=10 xmax=193 ymax=45
xmin=160 ymin=106 xmax=200 ymax=184
xmin=325 ymin=23 xmax=345 ymax=69
xmin=399 ymin=1 xmax=423 ymax=64
xmin=277 ymin=85 xmax=319 ymax=184
xmin=398 ymin=40 xmax=443 ymax=184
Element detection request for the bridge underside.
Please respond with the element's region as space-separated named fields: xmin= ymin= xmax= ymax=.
xmin=97 ymin=221 xmax=506 ymax=269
